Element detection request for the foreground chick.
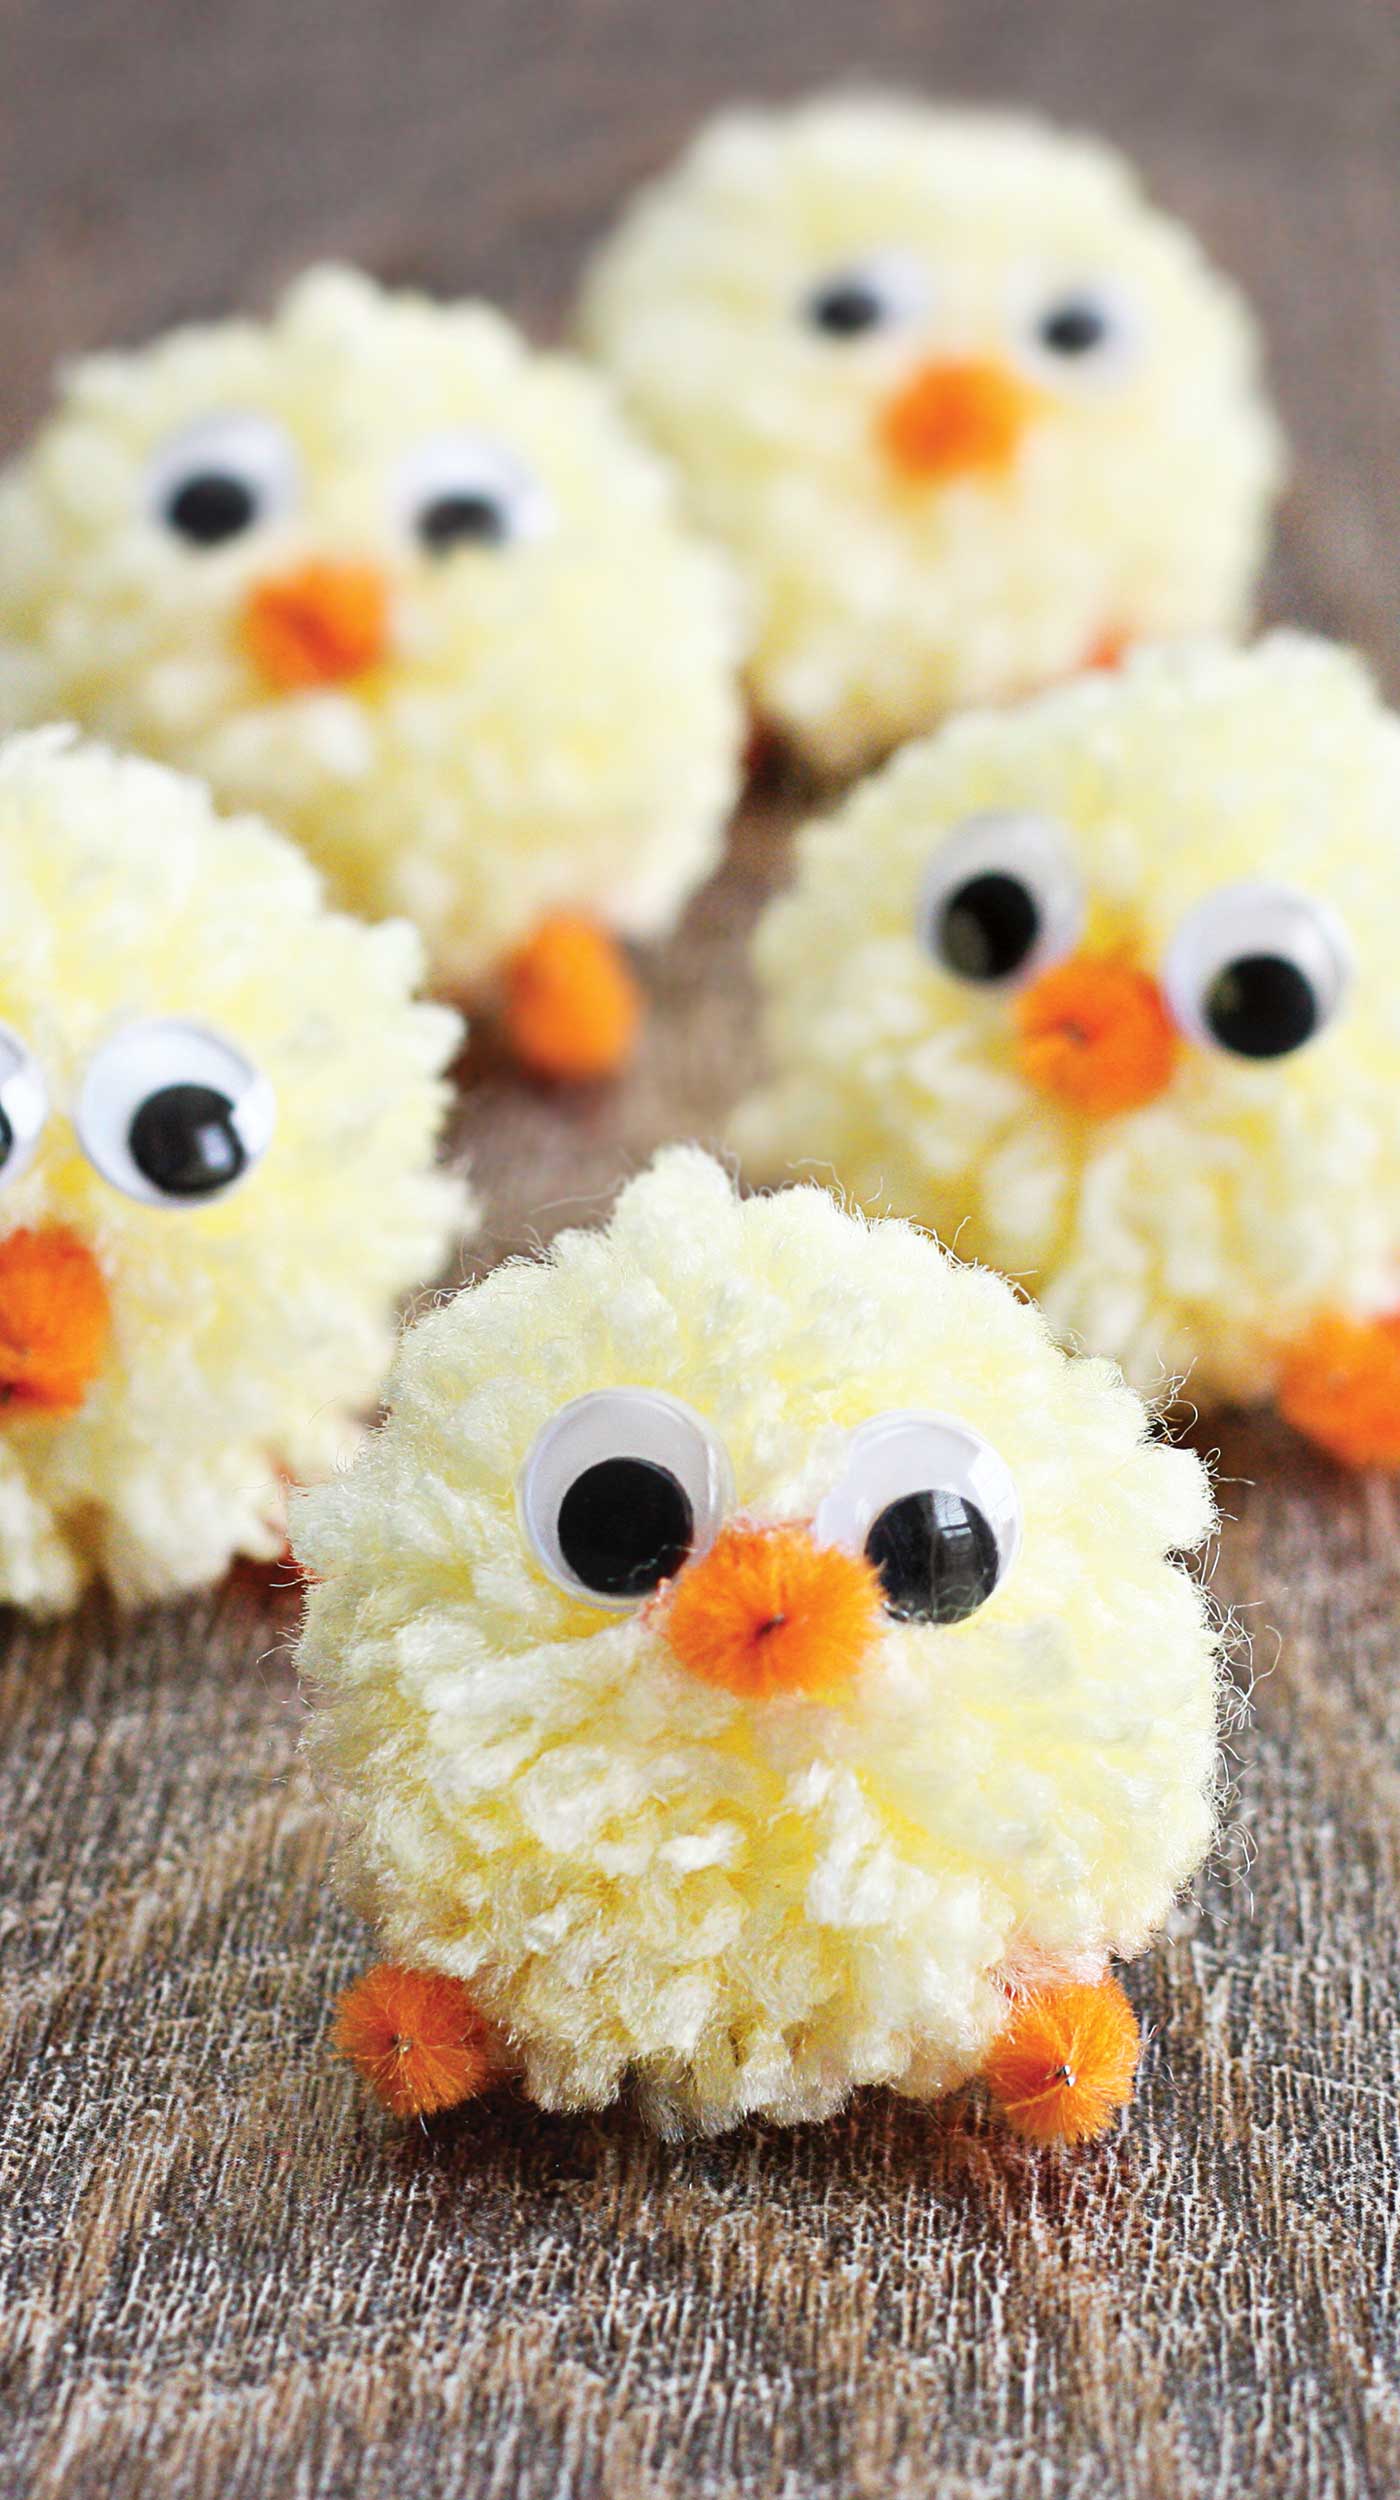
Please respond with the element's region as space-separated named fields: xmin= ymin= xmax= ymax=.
xmin=0 ymin=266 xmax=742 ymax=1079
xmin=581 ymin=92 xmax=1282 ymax=771
xmin=0 ymin=730 xmax=469 ymax=1611
xmin=296 ymin=1150 xmax=1219 ymax=2145
xmin=735 ymin=634 xmax=1400 ymax=1465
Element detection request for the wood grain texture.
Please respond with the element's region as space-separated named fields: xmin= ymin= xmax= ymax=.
xmin=2 ymin=2 xmax=1400 ymax=2491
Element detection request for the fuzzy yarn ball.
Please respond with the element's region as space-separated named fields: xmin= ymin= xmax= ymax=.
xmin=734 ymin=633 xmax=1400 ymax=1434
xmin=295 ymin=1148 xmax=1219 ymax=2138
xmin=580 ymin=93 xmax=1284 ymax=770
xmin=0 ymin=265 xmax=743 ymax=990
xmin=0 ymin=728 xmax=470 ymax=1612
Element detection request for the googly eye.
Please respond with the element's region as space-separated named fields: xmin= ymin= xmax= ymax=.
xmin=392 ymin=432 xmax=553 ymax=557
xmin=801 ymin=253 xmax=931 ymax=340
xmin=1017 ymin=279 xmax=1141 ymax=387
xmin=76 ymin=1019 xmax=275 ymax=1207
xmin=919 ymin=812 xmax=1084 ymax=987
xmin=0 ymin=1027 xmax=47 ymax=1188
xmin=145 ymin=412 xmax=299 ymax=548
xmin=813 ymin=1411 xmax=1021 ymax=1626
xmin=519 ymin=1389 xmax=732 ymax=1608
xmin=1162 ymin=882 xmax=1352 ymax=1062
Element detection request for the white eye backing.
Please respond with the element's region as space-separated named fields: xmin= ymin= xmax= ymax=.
xmin=801 ymin=251 xmax=932 ymax=341
xmin=1015 ymin=275 xmax=1142 ymax=388
xmin=1162 ymin=880 xmax=1353 ymax=1063
xmin=919 ymin=810 xmax=1084 ymax=988
xmin=0 ymin=1025 xmax=47 ymax=1189
xmin=813 ymin=1410 xmax=1022 ymax=1626
xmin=392 ymin=431 xmax=553 ymax=557
xmin=144 ymin=410 xmax=299 ymax=548
xmin=518 ymin=1388 xmax=732 ymax=1610
xmin=76 ymin=1018 xmax=275 ymax=1208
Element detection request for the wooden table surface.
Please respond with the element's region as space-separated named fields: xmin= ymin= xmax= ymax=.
xmin=3 ymin=3 xmax=1400 ymax=2493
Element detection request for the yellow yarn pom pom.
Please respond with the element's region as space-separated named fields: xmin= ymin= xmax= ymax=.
xmin=296 ymin=1148 xmax=1218 ymax=2139
xmin=735 ymin=633 xmax=1400 ymax=1438
xmin=0 ymin=265 xmax=743 ymax=996
xmin=0 ymin=727 xmax=469 ymax=1611
xmin=581 ymin=92 xmax=1283 ymax=769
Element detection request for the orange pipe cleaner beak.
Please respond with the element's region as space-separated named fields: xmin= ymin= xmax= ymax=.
xmin=664 ymin=1523 xmax=883 ymax=1698
xmin=981 ymin=1974 xmax=1141 ymax=2143
xmin=1014 ymin=953 xmax=1179 ymax=1118
xmin=242 ymin=557 xmax=391 ymax=691
xmin=0 ymin=1225 xmax=111 ymax=1417
xmin=878 ymin=357 xmax=1041 ymax=483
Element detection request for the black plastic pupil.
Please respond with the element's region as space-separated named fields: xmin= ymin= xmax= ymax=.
xmin=165 ymin=471 xmax=258 ymax=546
xmin=1039 ymin=298 xmax=1108 ymax=356
xmin=418 ymin=490 xmax=508 ymax=553
xmin=128 ymin=1083 xmax=247 ymax=1198
xmin=556 ymin=1456 xmax=694 ymax=1598
xmin=808 ymin=279 xmax=885 ymax=337
xmin=865 ymin=1490 xmax=1000 ymax=1625
xmin=1204 ymin=954 xmax=1318 ymax=1059
xmin=0 ymin=1103 xmax=12 ymax=1170
xmin=938 ymin=872 xmax=1041 ymax=981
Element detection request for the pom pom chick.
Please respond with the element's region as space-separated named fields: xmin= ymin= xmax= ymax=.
xmin=734 ymin=633 xmax=1400 ymax=1468
xmin=297 ymin=1149 xmax=1219 ymax=2145
xmin=0 ymin=266 xmax=743 ymax=1081
xmin=0 ymin=728 xmax=470 ymax=1613
xmin=580 ymin=93 xmax=1284 ymax=771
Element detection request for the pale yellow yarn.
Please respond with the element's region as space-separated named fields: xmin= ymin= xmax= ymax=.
xmin=0 ymin=729 xmax=470 ymax=1612
xmin=0 ymin=266 xmax=743 ymax=986
xmin=580 ymin=93 xmax=1283 ymax=770
xmin=734 ymin=633 xmax=1400 ymax=1407
xmin=295 ymin=1148 xmax=1218 ymax=2137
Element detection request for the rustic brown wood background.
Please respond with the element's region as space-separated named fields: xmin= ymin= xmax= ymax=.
xmin=3 ymin=2 xmax=1400 ymax=2492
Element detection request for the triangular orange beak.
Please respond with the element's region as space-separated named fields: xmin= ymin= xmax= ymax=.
xmin=664 ymin=1523 xmax=881 ymax=1696
xmin=878 ymin=357 xmax=1041 ymax=483
xmin=243 ymin=558 xmax=390 ymax=691
xmin=1014 ymin=955 xmax=1179 ymax=1118
xmin=0 ymin=1226 xmax=111 ymax=1417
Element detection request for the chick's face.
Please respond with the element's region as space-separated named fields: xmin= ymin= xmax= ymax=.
xmin=297 ymin=1149 xmax=1217 ymax=2134
xmin=582 ymin=98 xmax=1282 ymax=766
xmin=0 ymin=269 xmax=740 ymax=978
xmin=740 ymin=636 xmax=1400 ymax=1401
xmin=0 ymin=732 xmax=466 ymax=1611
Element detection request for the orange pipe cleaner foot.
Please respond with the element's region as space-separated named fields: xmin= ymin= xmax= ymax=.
xmin=501 ymin=913 xmax=642 ymax=1083
xmin=333 ymin=1963 xmax=494 ymax=2119
xmin=0 ymin=1226 xmax=111 ymax=1415
xmin=1277 ymin=1311 xmax=1400 ymax=1469
xmin=981 ymin=1974 xmax=1141 ymax=2144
